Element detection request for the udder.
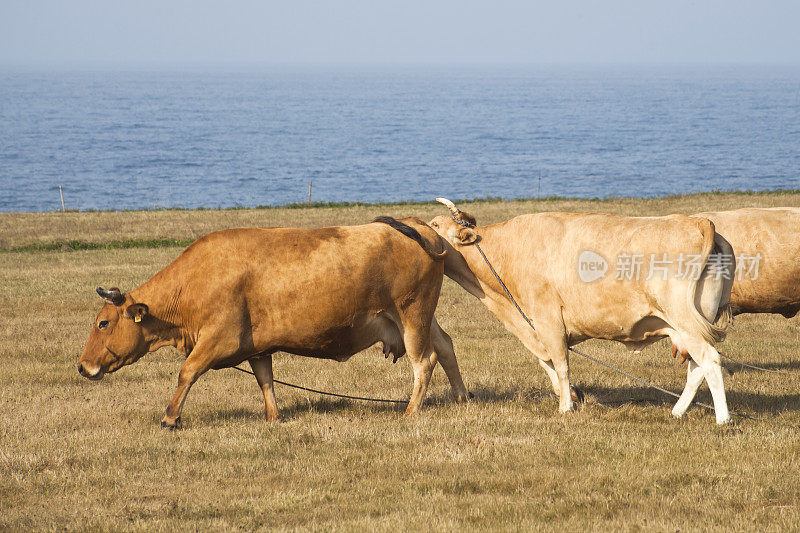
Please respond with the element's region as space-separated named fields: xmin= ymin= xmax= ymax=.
xmin=375 ymin=314 xmax=406 ymax=363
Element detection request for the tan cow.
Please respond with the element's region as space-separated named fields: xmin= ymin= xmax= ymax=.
xmin=78 ymin=217 xmax=469 ymax=428
xmin=694 ymin=207 xmax=800 ymax=317
xmin=430 ymin=199 xmax=735 ymax=424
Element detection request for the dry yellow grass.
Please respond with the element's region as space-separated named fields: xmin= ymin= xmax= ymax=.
xmin=2 ymin=193 xmax=800 ymax=531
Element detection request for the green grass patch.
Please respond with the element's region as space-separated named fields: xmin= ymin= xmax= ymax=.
xmin=4 ymin=238 xmax=195 ymax=254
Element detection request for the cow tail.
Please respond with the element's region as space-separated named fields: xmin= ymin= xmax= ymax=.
xmin=714 ymin=303 xmax=733 ymax=331
xmin=711 ymin=232 xmax=735 ymax=331
xmin=686 ymin=218 xmax=729 ymax=344
xmin=423 ymin=235 xmax=448 ymax=261
xmin=424 ymin=227 xmax=448 ymax=261
xmin=373 ymin=216 xmax=447 ymax=261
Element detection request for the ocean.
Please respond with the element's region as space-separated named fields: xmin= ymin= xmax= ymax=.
xmin=1 ymin=66 xmax=798 ymax=212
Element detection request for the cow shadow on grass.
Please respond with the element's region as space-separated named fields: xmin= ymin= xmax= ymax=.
xmin=199 ymin=382 xmax=800 ymax=424
xmin=722 ymin=359 xmax=800 ymax=372
xmin=197 ymin=407 xmax=264 ymax=425
xmin=203 ymin=387 xmax=532 ymax=423
xmin=466 ymin=385 xmax=551 ymax=404
xmin=204 ymin=392 xmax=428 ymax=424
xmin=461 ymin=383 xmax=677 ymax=410
xmin=579 ymin=383 xmax=800 ymax=416
xmin=277 ymin=396 xmax=407 ymax=419
xmin=450 ymin=380 xmax=800 ymax=418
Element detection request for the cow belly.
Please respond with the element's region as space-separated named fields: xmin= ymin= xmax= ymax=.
xmin=562 ymin=293 xmax=662 ymax=342
xmin=731 ymin=280 xmax=800 ymax=316
xmin=570 ymin=315 xmax=670 ymax=346
xmin=273 ymin=314 xmax=405 ymax=362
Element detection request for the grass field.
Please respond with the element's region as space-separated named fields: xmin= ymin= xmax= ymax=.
xmin=2 ymin=192 xmax=800 ymax=531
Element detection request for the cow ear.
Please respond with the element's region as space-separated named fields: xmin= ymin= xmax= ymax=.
xmin=124 ymin=303 xmax=149 ymax=323
xmin=455 ymin=227 xmax=478 ymax=245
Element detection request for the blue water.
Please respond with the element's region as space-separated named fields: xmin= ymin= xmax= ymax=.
xmin=1 ymin=66 xmax=799 ymax=212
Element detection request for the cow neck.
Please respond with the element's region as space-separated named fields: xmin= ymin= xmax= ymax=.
xmin=464 ymin=224 xmax=520 ymax=306
xmin=129 ymin=274 xmax=185 ymax=348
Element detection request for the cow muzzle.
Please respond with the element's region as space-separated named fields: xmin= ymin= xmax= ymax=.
xmin=78 ymin=362 xmax=104 ymax=381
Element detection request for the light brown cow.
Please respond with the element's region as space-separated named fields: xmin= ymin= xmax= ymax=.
xmin=78 ymin=217 xmax=469 ymax=428
xmin=694 ymin=207 xmax=800 ymax=317
xmin=430 ymin=199 xmax=735 ymax=423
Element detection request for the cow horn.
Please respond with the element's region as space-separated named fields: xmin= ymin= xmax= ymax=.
xmin=96 ymin=287 xmax=124 ymax=306
xmin=435 ymin=197 xmax=461 ymax=216
xmin=436 ymin=197 xmax=476 ymax=228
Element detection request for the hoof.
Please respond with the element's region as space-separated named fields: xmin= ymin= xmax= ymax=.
xmin=468 ymin=391 xmax=475 ymax=399
xmin=454 ymin=396 xmax=464 ymax=403
xmin=671 ymin=406 xmax=686 ymax=419
xmin=558 ymin=401 xmax=575 ymax=414
xmin=453 ymin=390 xmax=471 ymax=403
xmin=571 ymin=386 xmax=585 ymax=404
xmin=161 ymin=417 xmax=181 ymax=430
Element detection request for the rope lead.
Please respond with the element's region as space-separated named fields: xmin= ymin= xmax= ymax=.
xmin=230 ymin=365 xmax=407 ymax=404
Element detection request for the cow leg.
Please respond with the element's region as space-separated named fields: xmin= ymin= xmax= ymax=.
xmin=249 ymin=355 xmax=280 ymax=422
xmin=671 ymin=358 xmax=705 ymax=418
xmin=162 ymin=353 xmax=214 ymax=429
xmin=538 ymin=359 xmax=560 ymax=396
xmin=402 ymin=327 xmax=435 ymax=417
xmin=519 ymin=326 xmax=573 ymax=412
xmin=696 ymin=344 xmax=730 ymax=424
xmin=430 ymin=317 xmax=469 ymax=403
xmin=550 ymin=344 xmax=573 ymax=413
xmin=526 ymin=317 xmax=573 ymax=413
xmin=501 ymin=310 xmax=581 ymax=409
xmin=534 ymin=348 xmax=584 ymax=404
xmin=681 ymin=338 xmax=731 ymax=424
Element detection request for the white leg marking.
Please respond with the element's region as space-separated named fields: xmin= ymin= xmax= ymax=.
xmin=539 ymin=359 xmax=561 ymax=397
xmin=699 ymin=345 xmax=731 ymax=424
xmin=554 ymin=360 xmax=573 ymax=413
xmin=672 ymin=358 xmax=705 ymax=418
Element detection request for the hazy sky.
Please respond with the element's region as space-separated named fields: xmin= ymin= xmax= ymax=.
xmin=2 ymin=0 xmax=799 ymax=67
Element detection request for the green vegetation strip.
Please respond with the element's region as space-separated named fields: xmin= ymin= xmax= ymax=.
xmin=4 ymin=238 xmax=196 ymax=254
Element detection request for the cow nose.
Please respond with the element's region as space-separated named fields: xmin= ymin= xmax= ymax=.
xmin=78 ymin=363 xmax=89 ymax=377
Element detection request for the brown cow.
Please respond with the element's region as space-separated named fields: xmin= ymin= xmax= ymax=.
xmin=429 ymin=199 xmax=734 ymax=424
xmin=666 ymin=208 xmax=800 ymax=362
xmin=694 ymin=207 xmax=800 ymax=317
xmin=78 ymin=217 xmax=469 ymax=428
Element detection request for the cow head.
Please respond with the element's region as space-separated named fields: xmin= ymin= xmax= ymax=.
xmin=426 ymin=198 xmax=487 ymax=299
xmin=428 ymin=197 xmax=479 ymax=247
xmin=77 ymin=287 xmax=150 ymax=380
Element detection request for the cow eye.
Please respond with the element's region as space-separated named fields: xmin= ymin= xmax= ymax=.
xmin=98 ymin=320 xmax=109 ymax=329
